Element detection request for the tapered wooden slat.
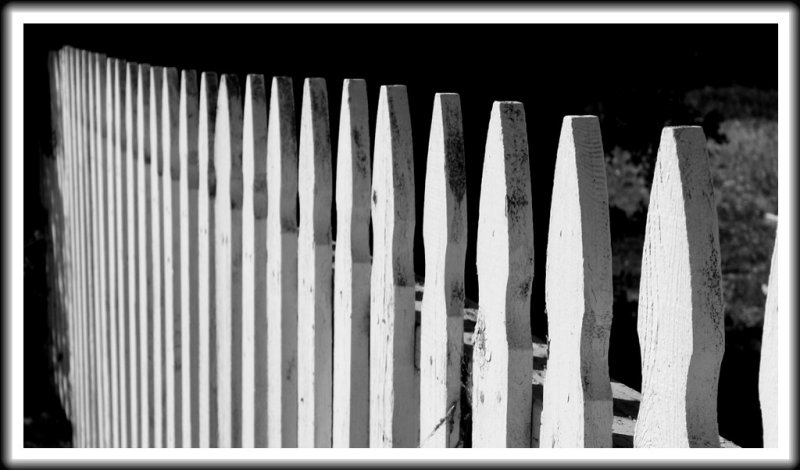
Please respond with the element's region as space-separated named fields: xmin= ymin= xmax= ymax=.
xmin=266 ymin=76 xmax=299 ymax=448
xmin=540 ymin=116 xmax=613 ymax=448
xmin=332 ymin=79 xmax=371 ymax=448
xmin=162 ymin=66 xmax=182 ymax=447
xmin=214 ymin=74 xmax=244 ymax=448
xmin=297 ymin=77 xmax=334 ymax=448
xmin=241 ymin=73 xmax=268 ymax=448
xmin=93 ymin=52 xmax=111 ymax=448
xmin=369 ymin=85 xmax=417 ymax=448
xmin=149 ymin=65 xmax=165 ymax=448
xmin=64 ymin=48 xmax=77 ymax=439
xmin=107 ymin=56 xmax=122 ymax=448
xmin=125 ymin=60 xmax=141 ymax=448
xmin=179 ymin=69 xmax=201 ymax=448
xmin=472 ymin=101 xmax=534 ymax=448
xmin=197 ymin=71 xmax=220 ymax=448
xmin=79 ymin=49 xmax=95 ymax=447
xmin=420 ymin=93 xmax=467 ymax=448
xmin=759 ymin=233 xmax=779 ymax=448
xmin=136 ymin=63 xmax=153 ymax=447
xmin=634 ymin=126 xmax=724 ymax=448
xmin=114 ymin=56 xmax=131 ymax=448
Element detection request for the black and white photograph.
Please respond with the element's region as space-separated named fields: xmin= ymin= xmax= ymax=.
xmin=6 ymin=3 xmax=796 ymax=465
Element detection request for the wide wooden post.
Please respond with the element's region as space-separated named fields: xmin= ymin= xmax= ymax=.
xmin=136 ymin=62 xmax=152 ymax=447
xmin=197 ymin=71 xmax=220 ymax=448
xmin=332 ymin=79 xmax=371 ymax=448
xmin=266 ymin=76 xmax=298 ymax=448
xmin=179 ymin=69 xmax=201 ymax=448
xmin=759 ymin=234 xmax=779 ymax=447
xmin=369 ymin=85 xmax=417 ymax=448
xmin=214 ymin=74 xmax=244 ymax=448
xmin=634 ymin=126 xmax=724 ymax=448
xmin=149 ymin=65 xmax=165 ymax=448
xmin=241 ymin=74 xmax=268 ymax=448
xmin=419 ymin=93 xmax=467 ymax=448
xmin=297 ymin=77 xmax=334 ymax=448
xmin=540 ymin=116 xmax=613 ymax=448
xmin=472 ymin=101 xmax=534 ymax=448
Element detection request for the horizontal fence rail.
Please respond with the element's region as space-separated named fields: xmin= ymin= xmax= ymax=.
xmin=42 ymin=46 xmax=778 ymax=448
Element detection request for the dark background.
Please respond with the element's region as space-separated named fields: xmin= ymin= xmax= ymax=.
xmin=24 ymin=24 xmax=778 ymax=447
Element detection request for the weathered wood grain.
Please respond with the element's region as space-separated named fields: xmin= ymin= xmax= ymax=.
xmin=179 ymin=69 xmax=201 ymax=448
xmin=162 ymin=67 xmax=182 ymax=447
xmin=107 ymin=56 xmax=122 ymax=448
xmin=149 ymin=65 xmax=165 ymax=448
xmin=297 ymin=77 xmax=334 ymax=448
xmin=332 ymin=78 xmax=371 ymax=448
xmin=93 ymin=52 xmax=111 ymax=448
xmin=419 ymin=93 xmax=467 ymax=448
xmin=472 ymin=101 xmax=534 ymax=448
xmin=136 ymin=63 xmax=153 ymax=447
xmin=540 ymin=116 xmax=613 ymax=448
xmin=369 ymin=85 xmax=417 ymax=448
xmin=197 ymin=71 xmax=220 ymax=448
xmin=241 ymin=74 xmax=268 ymax=448
xmin=266 ymin=76 xmax=299 ymax=448
xmin=114 ymin=56 xmax=130 ymax=447
xmin=759 ymin=233 xmax=779 ymax=448
xmin=634 ymin=126 xmax=724 ymax=448
xmin=125 ymin=60 xmax=141 ymax=447
xmin=214 ymin=74 xmax=244 ymax=448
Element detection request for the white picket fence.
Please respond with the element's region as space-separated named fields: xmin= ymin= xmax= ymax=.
xmin=41 ymin=46 xmax=779 ymax=448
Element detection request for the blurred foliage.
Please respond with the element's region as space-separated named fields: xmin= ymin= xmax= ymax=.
xmin=598 ymin=86 xmax=778 ymax=334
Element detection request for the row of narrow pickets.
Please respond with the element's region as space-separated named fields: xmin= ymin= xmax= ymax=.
xmin=42 ymin=46 xmax=779 ymax=449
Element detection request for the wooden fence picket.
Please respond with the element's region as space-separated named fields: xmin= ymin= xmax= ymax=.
xmin=540 ymin=116 xmax=613 ymax=448
xmin=369 ymin=85 xmax=417 ymax=448
xmin=297 ymin=77 xmax=334 ymax=448
xmin=125 ymin=60 xmax=141 ymax=448
xmin=241 ymin=73 xmax=268 ymax=448
xmin=332 ymin=78 xmax=371 ymax=448
xmin=472 ymin=101 xmax=534 ymax=448
xmin=759 ymin=233 xmax=779 ymax=447
xmin=266 ymin=76 xmax=299 ymax=448
xmin=136 ymin=63 xmax=153 ymax=447
xmin=634 ymin=126 xmax=724 ymax=448
xmin=419 ymin=93 xmax=467 ymax=448
xmin=197 ymin=71 xmax=220 ymax=448
xmin=149 ymin=65 xmax=165 ymax=448
xmin=179 ymin=69 xmax=201 ymax=448
xmin=162 ymin=67 xmax=183 ymax=447
xmin=214 ymin=74 xmax=244 ymax=448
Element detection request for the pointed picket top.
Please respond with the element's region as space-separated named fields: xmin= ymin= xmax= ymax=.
xmin=297 ymin=77 xmax=334 ymax=448
xmin=332 ymin=78 xmax=371 ymax=448
xmin=266 ymin=75 xmax=299 ymax=448
xmin=241 ymin=73 xmax=268 ymax=448
xmin=135 ymin=62 xmax=152 ymax=448
xmin=634 ymin=126 xmax=724 ymax=448
xmin=759 ymin=232 xmax=779 ymax=448
xmin=540 ymin=116 xmax=613 ymax=448
xmin=213 ymin=73 xmax=244 ymax=449
xmin=197 ymin=71 xmax=219 ymax=448
xmin=472 ymin=101 xmax=534 ymax=448
xmin=369 ymin=84 xmax=417 ymax=448
xmin=420 ymin=93 xmax=467 ymax=448
xmin=178 ymin=68 xmax=201 ymax=448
